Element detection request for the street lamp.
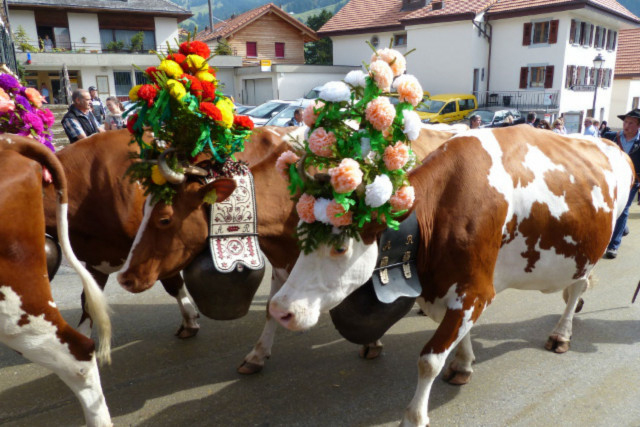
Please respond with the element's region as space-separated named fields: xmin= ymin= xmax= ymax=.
xmin=592 ymin=53 xmax=605 ymax=117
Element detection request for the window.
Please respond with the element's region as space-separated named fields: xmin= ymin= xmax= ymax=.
xmin=246 ymin=41 xmax=257 ymax=57
xmin=441 ymin=102 xmax=456 ymax=114
xmin=523 ymin=20 xmax=558 ymax=46
xmin=520 ymin=65 xmax=554 ymax=89
xmin=569 ymin=20 xmax=581 ymax=44
xmin=100 ymin=29 xmax=155 ymax=51
xmin=275 ymin=42 xmax=285 ymax=58
xmin=606 ymin=30 xmax=617 ymax=50
xmin=458 ymin=98 xmax=475 ymax=111
xmin=394 ymin=33 xmax=407 ymax=46
xmin=113 ymin=71 xmax=132 ymax=97
xmin=370 ymin=35 xmax=379 ymax=48
xmin=530 ymin=66 xmax=546 ymax=87
xmin=532 ymin=21 xmax=550 ymax=44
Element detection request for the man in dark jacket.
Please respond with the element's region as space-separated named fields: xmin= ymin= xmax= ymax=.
xmin=88 ymin=85 xmax=106 ymax=124
xmin=61 ymin=89 xmax=104 ymax=143
xmin=602 ymin=108 xmax=640 ymax=259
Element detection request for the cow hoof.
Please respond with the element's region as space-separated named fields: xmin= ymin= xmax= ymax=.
xmin=545 ymin=336 xmax=570 ymax=353
xmin=442 ymin=366 xmax=472 ymax=385
xmin=575 ymin=298 xmax=584 ymax=313
xmin=237 ymin=360 xmax=264 ymax=375
xmin=359 ymin=343 xmax=383 ymax=359
xmin=175 ymin=325 xmax=199 ymax=339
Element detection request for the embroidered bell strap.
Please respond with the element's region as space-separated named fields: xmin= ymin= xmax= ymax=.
xmin=208 ymin=168 xmax=265 ymax=273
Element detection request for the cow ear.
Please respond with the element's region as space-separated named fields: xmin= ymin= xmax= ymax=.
xmin=198 ymin=178 xmax=236 ymax=205
xmin=359 ymin=220 xmax=387 ymax=245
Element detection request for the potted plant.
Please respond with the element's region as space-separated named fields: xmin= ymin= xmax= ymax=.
xmin=130 ymin=32 xmax=144 ymax=52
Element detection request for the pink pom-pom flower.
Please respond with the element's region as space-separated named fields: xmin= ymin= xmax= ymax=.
xmin=394 ymin=75 xmax=423 ymax=107
xmin=365 ymin=97 xmax=396 ymax=132
xmin=390 ymin=186 xmax=415 ymax=211
xmin=327 ymin=200 xmax=353 ymax=227
xmin=329 ymin=158 xmax=363 ymax=194
xmin=371 ymin=48 xmax=407 ymax=77
xmin=369 ymin=60 xmax=393 ymax=92
xmin=296 ymin=193 xmax=316 ymax=223
xmin=275 ymin=150 xmax=300 ymax=180
xmin=308 ymin=127 xmax=336 ymax=157
xmin=302 ymin=100 xmax=325 ymax=127
xmin=384 ymin=142 xmax=410 ymax=171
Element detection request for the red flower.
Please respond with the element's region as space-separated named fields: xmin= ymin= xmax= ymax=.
xmin=138 ymin=84 xmax=158 ymax=106
xmin=179 ymin=41 xmax=210 ymax=58
xmin=127 ymin=113 xmax=138 ymax=134
xmin=145 ymin=66 xmax=160 ymax=84
xmin=233 ymin=115 xmax=254 ymax=130
xmin=201 ymin=80 xmax=217 ymax=101
xmin=179 ymin=73 xmax=203 ymax=98
xmin=199 ymin=102 xmax=222 ymax=121
xmin=166 ymin=53 xmax=188 ymax=70
xmin=208 ymin=68 xmax=217 ymax=78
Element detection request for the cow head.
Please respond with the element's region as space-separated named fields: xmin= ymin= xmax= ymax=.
xmin=117 ymin=153 xmax=236 ymax=293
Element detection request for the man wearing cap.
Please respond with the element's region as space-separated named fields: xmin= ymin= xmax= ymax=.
xmin=88 ymin=85 xmax=106 ymax=125
xmin=602 ymin=108 xmax=640 ymax=259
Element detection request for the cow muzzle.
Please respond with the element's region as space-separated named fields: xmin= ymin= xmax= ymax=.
xmin=268 ymin=298 xmax=320 ymax=331
xmin=117 ymin=270 xmax=154 ymax=293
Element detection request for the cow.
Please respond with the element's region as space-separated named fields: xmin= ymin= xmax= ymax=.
xmin=267 ymin=126 xmax=634 ymax=426
xmin=116 ymin=125 xmax=456 ymax=373
xmin=0 ymin=135 xmax=112 ymax=427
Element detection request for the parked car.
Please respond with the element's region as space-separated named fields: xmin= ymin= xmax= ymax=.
xmin=468 ymin=107 xmax=524 ymax=128
xmin=235 ymin=104 xmax=254 ymax=114
xmin=264 ymin=105 xmax=304 ymax=127
xmin=303 ymin=85 xmax=325 ymax=100
xmin=244 ymin=100 xmax=299 ymax=126
xmin=417 ymin=93 xmax=477 ymax=124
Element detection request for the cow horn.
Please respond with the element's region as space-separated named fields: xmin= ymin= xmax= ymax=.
xmin=158 ymin=148 xmax=186 ymax=184
xmin=184 ymin=165 xmax=209 ymax=177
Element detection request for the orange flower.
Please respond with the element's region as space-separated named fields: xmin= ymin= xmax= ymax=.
xmin=384 ymin=142 xmax=410 ymax=170
xmin=390 ymin=186 xmax=415 ymax=211
xmin=302 ymin=100 xmax=325 ymax=127
xmin=308 ymin=127 xmax=336 ymax=157
xmin=365 ymin=97 xmax=396 ymax=131
xmin=395 ymin=75 xmax=423 ymax=107
xmin=275 ymin=150 xmax=300 ymax=180
xmin=369 ymin=60 xmax=393 ymax=92
xmin=296 ymin=193 xmax=316 ymax=223
xmin=327 ymin=200 xmax=353 ymax=227
xmin=371 ymin=48 xmax=407 ymax=77
xmin=329 ymin=158 xmax=363 ymax=194
xmin=25 ymin=87 xmax=46 ymax=108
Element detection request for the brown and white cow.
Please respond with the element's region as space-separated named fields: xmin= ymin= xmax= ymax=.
xmin=116 ymin=125 xmax=455 ymax=373
xmin=268 ymin=126 xmax=634 ymax=426
xmin=0 ymin=135 xmax=112 ymax=427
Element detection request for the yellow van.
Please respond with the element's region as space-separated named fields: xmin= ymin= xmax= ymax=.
xmin=416 ymin=94 xmax=477 ymax=124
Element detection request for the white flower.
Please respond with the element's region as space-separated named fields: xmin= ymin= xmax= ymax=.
xmin=344 ymin=70 xmax=367 ymax=88
xmin=314 ymin=197 xmax=332 ymax=224
xmin=365 ymin=174 xmax=393 ymax=208
xmin=403 ymin=110 xmax=421 ymax=141
xmin=319 ymin=81 xmax=351 ymax=103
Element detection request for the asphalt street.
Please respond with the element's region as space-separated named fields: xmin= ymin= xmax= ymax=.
xmin=1 ymin=207 xmax=640 ymax=426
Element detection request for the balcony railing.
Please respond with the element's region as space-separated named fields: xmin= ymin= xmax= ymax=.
xmin=17 ymin=41 xmax=172 ymax=54
xmin=475 ymin=90 xmax=560 ymax=111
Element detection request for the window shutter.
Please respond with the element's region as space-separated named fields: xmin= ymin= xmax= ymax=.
xmin=589 ymin=67 xmax=595 ymax=85
xmin=569 ymin=20 xmax=576 ymax=43
xmin=612 ymin=31 xmax=618 ymax=50
xmin=523 ymin=23 xmax=532 ymax=46
xmin=544 ymin=65 xmax=554 ymax=89
xmin=606 ymin=29 xmax=611 ymax=49
xmin=589 ymin=24 xmax=594 ymax=46
xmin=565 ymin=65 xmax=573 ymax=88
xmin=246 ymin=41 xmax=257 ymax=57
xmin=520 ymin=67 xmax=529 ymax=89
xmin=549 ymin=20 xmax=559 ymax=44
xmin=275 ymin=42 xmax=285 ymax=58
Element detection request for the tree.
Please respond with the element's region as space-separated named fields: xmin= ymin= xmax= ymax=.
xmin=130 ymin=31 xmax=145 ymax=52
xmin=214 ymin=38 xmax=233 ymax=55
xmin=13 ymin=25 xmax=38 ymax=53
xmin=304 ymin=10 xmax=333 ymax=65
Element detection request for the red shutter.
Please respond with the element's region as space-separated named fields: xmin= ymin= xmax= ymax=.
xmin=589 ymin=24 xmax=594 ymax=46
xmin=523 ymin=23 xmax=532 ymax=46
xmin=544 ymin=65 xmax=554 ymax=89
xmin=246 ymin=41 xmax=257 ymax=57
xmin=569 ymin=20 xmax=576 ymax=43
xmin=589 ymin=67 xmax=595 ymax=85
xmin=520 ymin=67 xmax=529 ymax=89
xmin=275 ymin=42 xmax=285 ymax=58
xmin=565 ymin=65 xmax=573 ymax=88
xmin=549 ymin=20 xmax=559 ymax=44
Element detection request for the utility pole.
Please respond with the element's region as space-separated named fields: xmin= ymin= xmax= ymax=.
xmin=207 ymin=0 xmax=214 ymax=31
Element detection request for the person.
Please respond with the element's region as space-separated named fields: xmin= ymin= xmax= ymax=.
xmin=61 ymin=89 xmax=104 ymax=143
xmin=286 ymin=108 xmax=303 ymax=127
xmin=526 ymin=112 xmax=536 ymax=126
xmin=43 ymin=34 xmax=53 ymax=52
xmin=537 ymin=119 xmax=551 ymax=130
xmin=40 ymin=82 xmax=50 ymax=104
xmin=502 ymin=115 xmax=514 ymax=127
xmin=592 ymin=120 xmax=601 ymax=136
xmin=599 ymin=120 xmax=611 ymax=135
xmin=552 ymin=118 xmax=566 ymax=134
xmin=469 ymin=114 xmax=482 ymax=129
xmin=88 ymin=86 xmax=106 ymax=125
xmin=104 ymin=96 xmax=125 ymax=130
xmin=601 ymin=108 xmax=640 ymax=259
xmin=583 ymin=117 xmax=597 ymax=136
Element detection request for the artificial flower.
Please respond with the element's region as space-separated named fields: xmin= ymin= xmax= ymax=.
xmin=344 ymin=70 xmax=367 ymax=88
xmin=0 ymin=74 xmax=20 ymax=91
xmin=138 ymin=84 xmax=158 ymax=107
xmin=319 ymin=81 xmax=351 ymax=103
xmin=308 ymin=127 xmax=336 ymax=157
xmin=371 ymin=48 xmax=406 ymax=77
xmin=390 ymin=186 xmax=415 ymax=211
xmin=216 ymin=97 xmax=234 ymax=128
xmin=329 ymin=158 xmax=363 ymax=194
xmin=158 ymin=60 xmax=184 ymax=78
xmin=0 ymin=87 xmax=9 ymax=100
xmin=296 ymin=194 xmax=316 ymax=223
xmin=126 ymin=113 xmax=138 ymax=134
xmin=129 ymin=84 xmax=143 ymax=101
xmin=384 ymin=141 xmax=410 ymax=170
xmin=302 ymin=100 xmax=324 ymax=127
xmin=25 ymin=87 xmax=46 ymax=108
xmin=393 ymin=74 xmax=423 ymax=107
xmin=166 ymin=79 xmax=186 ymax=100
xmin=201 ymin=80 xmax=216 ymax=101
xmin=200 ymin=102 xmax=223 ymax=121
xmin=233 ymin=115 xmax=254 ymax=130
xmin=313 ymin=198 xmax=332 ymax=224
xmin=37 ymin=108 xmax=55 ymax=127
xmin=365 ymin=174 xmax=393 ymax=208
xmin=196 ymin=70 xmax=216 ymax=83
xmin=276 ymin=150 xmax=300 ymax=179
xmin=369 ymin=60 xmax=393 ymax=92
xmin=179 ymin=40 xmax=210 ymax=58
xmin=0 ymin=97 xmax=15 ymax=113
xmin=166 ymin=53 xmax=187 ymax=70
xmin=185 ymin=54 xmax=208 ymax=73
xmin=180 ymin=74 xmax=203 ymax=98
xmin=151 ymin=165 xmax=167 ymax=185
xmin=327 ymin=200 xmax=353 ymax=227
xmin=403 ymin=110 xmax=421 ymax=141
xmin=365 ymin=97 xmax=396 ymax=131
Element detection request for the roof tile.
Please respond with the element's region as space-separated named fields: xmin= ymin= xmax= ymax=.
xmin=615 ymin=28 xmax=640 ymax=76
xmin=487 ymin=0 xmax=639 ymax=23
xmin=319 ymin=0 xmax=412 ymax=35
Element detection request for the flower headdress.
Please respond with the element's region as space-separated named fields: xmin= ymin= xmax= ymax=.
xmin=277 ymin=46 xmax=422 ymax=253
xmin=126 ymin=37 xmax=254 ymax=204
xmin=0 ymin=72 xmax=55 ymax=152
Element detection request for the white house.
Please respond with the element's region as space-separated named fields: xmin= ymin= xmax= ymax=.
xmin=320 ymin=0 xmax=640 ymax=132
xmin=609 ymin=28 xmax=640 ymax=129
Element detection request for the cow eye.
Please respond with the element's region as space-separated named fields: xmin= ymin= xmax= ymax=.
xmin=330 ymin=246 xmax=348 ymax=256
xmin=158 ymin=217 xmax=172 ymax=227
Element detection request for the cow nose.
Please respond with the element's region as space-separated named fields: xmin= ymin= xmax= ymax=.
xmin=117 ymin=272 xmax=137 ymax=292
xmin=269 ymin=300 xmax=295 ymax=329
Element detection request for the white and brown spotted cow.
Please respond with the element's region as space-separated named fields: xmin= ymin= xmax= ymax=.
xmin=0 ymin=135 xmax=112 ymax=427
xmin=268 ymin=125 xmax=634 ymax=426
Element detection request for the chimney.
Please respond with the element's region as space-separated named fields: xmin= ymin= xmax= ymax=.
xmin=432 ymin=1 xmax=444 ymax=11
xmin=401 ymin=0 xmax=427 ymax=11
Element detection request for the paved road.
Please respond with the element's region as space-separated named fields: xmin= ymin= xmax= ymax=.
xmin=2 ymin=208 xmax=640 ymax=426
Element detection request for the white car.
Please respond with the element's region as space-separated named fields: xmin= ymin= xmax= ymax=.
xmin=245 ymin=100 xmax=304 ymax=126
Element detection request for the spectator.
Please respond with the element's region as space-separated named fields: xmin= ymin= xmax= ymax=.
xmin=40 ymin=82 xmax=50 ymax=104
xmin=593 ymin=120 xmax=601 ymax=136
xmin=104 ymin=96 xmax=125 ymax=130
xmin=88 ymin=86 xmax=106 ymax=125
xmin=526 ymin=112 xmax=536 ymax=126
xmin=538 ymin=119 xmax=551 ymax=130
xmin=61 ymin=89 xmax=104 ymax=143
xmin=601 ymin=108 xmax=640 ymax=259
xmin=286 ymin=108 xmax=304 ymax=127
xmin=552 ymin=119 xmax=566 ymax=134
xmin=43 ymin=35 xmax=53 ymax=52
xmin=469 ymin=114 xmax=482 ymax=129
xmin=599 ymin=120 xmax=611 ymax=135
xmin=502 ymin=115 xmax=514 ymax=127
xmin=583 ymin=117 xmax=597 ymax=136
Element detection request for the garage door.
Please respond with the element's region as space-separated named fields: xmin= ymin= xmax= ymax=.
xmin=244 ymin=78 xmax=273 ymax=105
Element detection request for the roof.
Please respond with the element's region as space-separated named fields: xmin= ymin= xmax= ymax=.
xmin=196 ymin=3 xmax=318 ymax=43
xmin=615 ymin=28 xmax=640 ymax=77
xmin=402 ymin=0 xmax=498 ymax=23
xmin=7 ymin=0 xmax=191 ymax=18
xmin=318 ymin=0 xmax=414 ymax=36
xmin=486 ymin=0 xmax=640 ymax=24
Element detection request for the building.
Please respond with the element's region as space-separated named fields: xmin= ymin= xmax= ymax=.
xmin=609 ymin=28 xmax=640 ymax=128
xmin=320 ymin=0 xmax=640 ymax=132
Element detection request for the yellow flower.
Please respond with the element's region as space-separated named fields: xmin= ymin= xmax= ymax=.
xmin=216 ymin=97 xmax=234 ymax=128
xmin=158 ymin=59 xmax=184 ymax=78
xmin=186 ymin=54 xmax=208 ymax=72
xmin=196 ymin=71 xmax=215 ymax=83
xmin=151 ymin=165 xmax=167 ymax=185
xmin=129 ymin=84 xmax=143 ymax=101
xmin=166 ymin=79 xmax=187 ymax=100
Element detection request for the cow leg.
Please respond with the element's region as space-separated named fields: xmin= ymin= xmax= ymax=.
xmin=238 ymin=268 xmax=288 ymax=374
xmin=359 ymin=340 xmax=383 ymax=359
xmin=159 ymin=275 xmax=200 ymax=339
xmin=441 ymin=331 xmax=475 ymax=385
xmin=563 ymin=287 xmax=584 ymax=313
xmin=546 ymin=278 xmax=588 ymax=354
xmin=401 ymin=305 xmax=482 ymax=427
xmin=78 ymin=267 xmax=109 ymax=337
